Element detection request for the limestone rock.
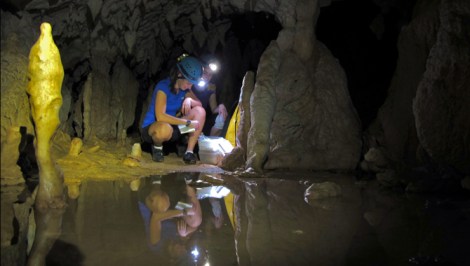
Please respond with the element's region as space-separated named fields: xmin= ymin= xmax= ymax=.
xmin=364 ymin=0 xmax=440 ymax=166
xmin=246 ymin=41 xmax=281 ymax=172
xmin=413 ymin=0 xmax=470 ymax=174
xmin=1 ymin=34 xmax=34 ymax=139
xmin=361 ymin=147 xmax=391 ymax=173
xmin=0 ymin=127 xmax=24 ymax=186
xmin=84 ymin=56 xmax=139 ymax=140
xmin=262 ymin=42 xmax=362 ymax=171
xmin=27 ymin=22 xmax=66 ymax=209
xmin=304 ymin=181 xmax=342 ymax=201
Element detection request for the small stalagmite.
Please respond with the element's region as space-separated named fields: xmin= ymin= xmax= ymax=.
xmin=68 ymin=137 xmax=83 ymax=156
xmin=26 ymin=22 xmax=65 ymax=209
xmin=123 ymin=143 xmax=142 ymax=167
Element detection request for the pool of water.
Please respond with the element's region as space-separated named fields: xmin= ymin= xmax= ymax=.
xmin=32 ymin=172 xmax=469 ymax=266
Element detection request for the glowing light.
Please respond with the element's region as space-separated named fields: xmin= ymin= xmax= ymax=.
xmin=198 ymin=80 xmax=206 ymax=87
xmin=208 ymin=63 xmax=218 ymax=72
xmin=191 ymin=247 xmax=199 ymax=258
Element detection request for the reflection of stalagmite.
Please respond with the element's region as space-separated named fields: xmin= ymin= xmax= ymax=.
xmin=82 ymin=73 xmax=92 ymax=141
xmin=129 ymin=179 xmax=141 ymax=192
xmin=0 ymin=127 xmax=25 ymax=186
xmin=27 ymin=207 xmax=65 ymax=266
xmin=66 ymin=183 xmax=81 ymax=199
xmin=26 ymin=22 xmax=65 ymax=209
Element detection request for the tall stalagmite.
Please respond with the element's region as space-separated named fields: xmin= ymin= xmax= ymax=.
xmin=26 ymin=22 xmax=65 ymax=208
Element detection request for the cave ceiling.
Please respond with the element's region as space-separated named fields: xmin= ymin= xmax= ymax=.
xmin=0 ymin=0 xmax=311 ymax=80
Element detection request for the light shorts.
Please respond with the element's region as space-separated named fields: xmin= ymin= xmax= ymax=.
xmin=213 ymin=113 xmax=225 ymax=129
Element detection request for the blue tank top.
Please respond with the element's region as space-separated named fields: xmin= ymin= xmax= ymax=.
xmin=142 ymin=78 xmax=187 ymax=128
xmin=138 ymin=201 xmax=178 ymax=252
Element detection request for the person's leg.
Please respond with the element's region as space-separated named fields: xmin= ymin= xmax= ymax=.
xmin=181 ymin=106 xmax=205 ymax=164
xmin=184 ymin=106 xmax=205 ymax=152
xmin=148 ymin=121 xmax=173 ymax=144
xmin=147 ymin=121 xmax=173 ymax=162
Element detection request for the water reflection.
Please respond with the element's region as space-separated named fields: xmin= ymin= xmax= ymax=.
xmin=37 ymin=173 xmax=469 ymax=266
xmin=137 ymin=173 xmax=204 ymax=264
xmin=41 ymin=172 xmax=236 ymax=266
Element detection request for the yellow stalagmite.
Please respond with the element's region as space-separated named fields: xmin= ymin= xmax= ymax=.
xmin=26 ymin=22 xmax=65 ymax=209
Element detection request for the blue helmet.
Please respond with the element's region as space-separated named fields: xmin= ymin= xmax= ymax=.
xmin=176 ymin=56 xmax=203 ymax=84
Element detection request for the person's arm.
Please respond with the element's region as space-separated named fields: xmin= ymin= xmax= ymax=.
xmin=209 ymin=93 xmax=228 ymax=119
xmin=176 ymin=219 xmax=199 ymax=237
xmin=148 ymin=209 xmax=186 ymax=245
xmin=154 ymin=90 xmax=199 ymax=128
xmin=185 ymin=89 xmax=203 ymax=107
xmin=183 ymin=186 xmax=202 ymax=228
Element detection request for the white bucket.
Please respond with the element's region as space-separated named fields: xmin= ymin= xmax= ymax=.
xmin=198 ymin=135 xmax=234 ymax=165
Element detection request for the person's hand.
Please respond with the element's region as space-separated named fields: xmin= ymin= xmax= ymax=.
xmin=177 ymin=219 xmax=189 ymax=237
xmin=218 ymin=104 xmax=228 ymax=120
xmin=188 ymin=120 xmax=200 ymax=130
xmin=181 ymin=98 xmax=192 ymax=115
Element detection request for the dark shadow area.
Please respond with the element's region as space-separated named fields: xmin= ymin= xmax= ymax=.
xmin=316 ymin=0 xmax=416 ymax=129
xmin=220 ymin=11 xmax=282 ymax=118
xmin=45 ymin=240 xmax=84 ymax=266
xmin=17 ymin=126 xmax=39 ymax=193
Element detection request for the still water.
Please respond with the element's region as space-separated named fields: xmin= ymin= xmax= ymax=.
xmin=38 ymin=172 xmax=469 ymax=266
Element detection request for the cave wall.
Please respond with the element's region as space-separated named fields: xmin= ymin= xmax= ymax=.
xmin=362 ymin=0 xmax=470 ymax=178
xmin=1 ymin=0 xmax=362 ymax=173
xmin=413 ymin=0 xmax=470 ymax=174
xmin=1 ymin=0 xmax=468 ymax=175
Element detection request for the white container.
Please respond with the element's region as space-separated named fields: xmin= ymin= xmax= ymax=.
xmin=199 ymin=149 xmax=224 ymax=165
xmin=198 ymin=135 xmax=233 ymax=165
xmin=198 ymin=136 xmax=233 ymax=153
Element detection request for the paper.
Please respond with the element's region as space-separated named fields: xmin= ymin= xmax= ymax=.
xmin=178 ymin=124 xmax=195 ymax=134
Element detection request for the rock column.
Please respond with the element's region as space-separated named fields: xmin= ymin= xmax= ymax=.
xmin=26 ymin=22 xmax=65 ymax=209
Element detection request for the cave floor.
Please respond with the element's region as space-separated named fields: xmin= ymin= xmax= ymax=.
xmin=54 ymin=137 xmax=225 ymax=196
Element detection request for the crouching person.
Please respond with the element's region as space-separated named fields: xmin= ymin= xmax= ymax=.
xmin=141 ymin=54 xmax=206 ymax=164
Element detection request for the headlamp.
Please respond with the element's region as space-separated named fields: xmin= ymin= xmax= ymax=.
xmin=191 ymin=247 xmax=199 ymax=258
xmin=197 ymin=79 xmax=207 ymax=88
xmin=208 ymin=62 xmax=218 ymax=72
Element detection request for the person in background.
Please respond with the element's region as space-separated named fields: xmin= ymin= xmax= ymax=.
xmin=141 ymin=54 xmax=206 ymax=164
xmin=191 ymin=55 xmax=228 ymax=137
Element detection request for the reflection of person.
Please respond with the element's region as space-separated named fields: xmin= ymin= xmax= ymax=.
xmin=208 ymin=198 xmax=224 ymax=229
xmin=138 ymin=174 xmax=202 ymax=253
xmin=191 ymin=55 xmax=228 ymax=137
xmin=141 ymin=54 xmax=206 ymax=164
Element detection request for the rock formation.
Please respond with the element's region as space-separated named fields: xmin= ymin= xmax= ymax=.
xmin=362 ymin=0 xmax=470 ymax=185
xmin=26 ymin=22 xmax=65 ymax=209
xmin=413 ymin=0 xmax=470 ymax=174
